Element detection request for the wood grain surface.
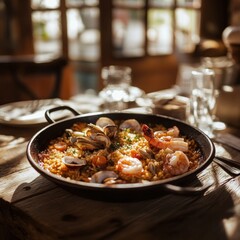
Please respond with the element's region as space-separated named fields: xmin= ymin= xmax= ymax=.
xmin=0 ymin=124 xmax=240 ymax=240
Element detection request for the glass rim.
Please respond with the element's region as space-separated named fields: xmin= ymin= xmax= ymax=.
xmin=191 ymin=68 xmax=215 ymax=76
xmin=102 ymin=65 xmax=132 ymax=73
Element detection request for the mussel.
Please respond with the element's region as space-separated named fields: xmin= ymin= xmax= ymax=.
xmin=119 ymin=119 xmax=141 ymax=133
xmin=75 ymin=136 xmax=107 ymax=150
xmin=90 ymin=170 xmax=118 ymax=183
xmin=96 ymin=117 xmax=118 ymax=138
xmin=62 ymin=156 xmax=87 ymax=167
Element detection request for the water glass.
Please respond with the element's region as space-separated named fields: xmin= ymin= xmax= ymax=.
xmin=99 ymin=65 xmax=132 ymax=111
xmin=187 ymin=68 xmax=216 ymax=136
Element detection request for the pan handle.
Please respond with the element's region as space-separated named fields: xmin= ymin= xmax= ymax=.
xmin=162 ymin=181 xmax=213 ymax=195
xmin=45 ymin=105 xmax=80 ymax=124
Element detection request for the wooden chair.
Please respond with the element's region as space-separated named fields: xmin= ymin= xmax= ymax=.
xmin=0 ymin=54 xmax=68 ymax=100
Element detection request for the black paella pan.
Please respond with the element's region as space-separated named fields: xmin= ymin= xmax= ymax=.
xmin=26 ymin=106 xmax=215 ymax=199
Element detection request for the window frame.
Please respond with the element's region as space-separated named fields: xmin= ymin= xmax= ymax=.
xmin=110 ymin=0 xmax=202 ymax=59
xmin=30 ymin=0 xmax=202 ymax=60
xmin=30 ymin=0 xmax=100 ymax=61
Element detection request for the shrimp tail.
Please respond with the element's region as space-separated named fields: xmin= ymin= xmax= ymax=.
xmin=142 ymin=124 xmax=154 ymax=139
xmin=142 ymin=124 xmax=164 ymax=148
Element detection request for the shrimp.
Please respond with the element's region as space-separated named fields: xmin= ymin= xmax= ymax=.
xmin=163 ymin=151 xmax=190 ymax=176
xmin=154 ymin=126 xmax=180 ymax=138
xmin=166 ymin=126 xmax=180 ymax=137
xmin=116 ymin=156 xmax=143 ymax=176
xmin=141 ymin=124 xmax=188 ymax=152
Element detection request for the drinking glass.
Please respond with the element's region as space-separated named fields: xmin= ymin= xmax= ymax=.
xmin=187 ymin=68 xmax=216 ymax=137
xmin=99 ymin=65 xmax=132 ymax=111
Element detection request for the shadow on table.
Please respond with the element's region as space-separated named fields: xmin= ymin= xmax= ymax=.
xmin=144 ymin=185 xmax=239 ymax=240
xmin=12 ymin=173 xmax=214 ymax=202
xmin=0 ymin=143 xmax=27 ymax=178
xmin=9 ymin=173 xmax=239 ymax=240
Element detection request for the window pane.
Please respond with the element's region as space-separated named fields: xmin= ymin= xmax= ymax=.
xmin=177 ymin=0 xmax=201 ymax=8
xmin=175 ymin=8 xmax=200 ymax=53
xmin=147 ymin=9 xmax=173 ymax=55
xmin=32 ymin=11 xmax=61 ymax=55
xmin=66 ymin=0 xmax=99 ymax=7
xmin=113 ymin=0 xmax=145 ymax=7
xmin=112 ymin=9 xmax=145 ymax=57
xmin=67 ymin=8 xmax=100 ymax=61
xmin=31 ymin=0 xmax=60 ymax=9
xmin=149 ymin=0 xmax=174 ymax=7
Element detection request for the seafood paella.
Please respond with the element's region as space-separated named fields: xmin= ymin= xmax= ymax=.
xmin=38 ymin=117 xmax=202 ymax=184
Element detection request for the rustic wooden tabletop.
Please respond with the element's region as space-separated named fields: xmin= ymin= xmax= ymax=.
xmin=0 ymin=122 xmax=240 ymax=240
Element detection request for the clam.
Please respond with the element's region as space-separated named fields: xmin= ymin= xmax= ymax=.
xmin=64 ymin=119 xmax=115 ymax=151
xmin=139 ymin=148 xmax=154 ymax=159
xmin=148 ymin=161 xmax=156 ymax=175
xmin=147 ymin=161 xmax=160 ymax=176
xmin=102 ymin=125 xmax=118 ymax=138
xmin=75 ymin=136 xmax=103 ymax=150
xmin=119 ymin=119 xmax=141 ymax=133
xmin=65 ymin=129 xmax=73 ymax=135
xmin=75 ymin=134 xmax=111 ymax=150
xmin=96 ymin=117 xmax=115 ymax=128
xmin=86 ymin=123 xmax=117 ymax=139
xmin=86 ymin=123 xmax=104 ymax=134
xmin=62 ymin=156 xmax=86 ymax=167
xmin=65 ymin=129 xmax=85 ymax=144
xmin=90 ymin=170 xmax=118 ymax=183
xmin=66 ymin=129 xmax=84 ymax=137
xmin=90 ymin=132 xmax=111 ymax=148
xmin=69 ymin=136 xmax=77 ymax=144
xmin=96 ymin=117 xmax=118 ymax=138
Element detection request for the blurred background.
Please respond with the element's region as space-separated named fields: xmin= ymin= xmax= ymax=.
xmin=0 ymin=0 xmax=239 ymax=104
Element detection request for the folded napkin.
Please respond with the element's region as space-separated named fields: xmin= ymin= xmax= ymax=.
xmin=143 ymin=88 xmax=188 ymax=120
xmin=151 ymin=96 xmax=188 ymax=121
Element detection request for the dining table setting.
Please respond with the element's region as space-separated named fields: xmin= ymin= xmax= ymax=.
xmin=0 ymin=84 xmax=240 ymax=240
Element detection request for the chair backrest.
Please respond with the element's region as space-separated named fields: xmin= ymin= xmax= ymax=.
xmin=0 ymin=54 xmax=68 ymax=100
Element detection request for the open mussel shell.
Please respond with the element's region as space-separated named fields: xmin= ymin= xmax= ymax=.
xmin=96 ymin=117 xmax=115 ymax=128
xmin=90 ymin=171 xmax=118 ymax=183
xmin=62 ymin=156 xmax=87 ymax=167
xmin=96 ymin=117 xmax=118 ymax=138
xmin=119 ymin=119 xmax=141 ymax=132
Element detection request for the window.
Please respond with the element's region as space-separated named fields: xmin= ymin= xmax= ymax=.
xmin=30 ymin=0 xmax=202 ymax=93
xmin=31 ymin=0 xmax=100 ymax=62
xmin=112 ymin=1 xmax=145 ymax=57
xmin=32 ymin=8 xmax=62 ymax=55
xmin=31 ymin=0 xmax=201 ymax=59
xmin=31 ymin=0 xmax=100 ymax=92
xmin=112 ymin=0 xmax=201 ymax=58
xmin=0 ymin=0 xmax=232 ymax=96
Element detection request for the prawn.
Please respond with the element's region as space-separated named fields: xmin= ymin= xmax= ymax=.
xmin=166 ymin=126 xmax=180 ymax=137
xmin=116 ymin=156 xmax=143 ymax=176
xmin=154 ymin=126 xmax=180 ymax=138
xmin=141 ymin=124 xmax=188 ymax=152
xmin=163 ymin=150 xmax=190 ymax=176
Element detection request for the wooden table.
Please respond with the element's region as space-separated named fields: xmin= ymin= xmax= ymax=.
xmin=0 ymin=122 xmax=240 ymax=240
